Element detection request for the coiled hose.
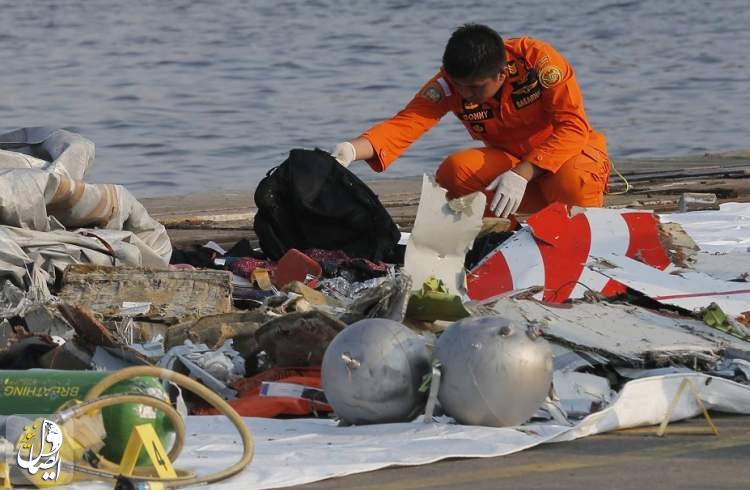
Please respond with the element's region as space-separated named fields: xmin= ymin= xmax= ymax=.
xmin=12 ymin=366 xmax=254 ymax=489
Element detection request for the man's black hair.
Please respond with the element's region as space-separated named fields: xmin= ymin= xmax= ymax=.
xmin=442 ymin=24 xmax=506 ymax=80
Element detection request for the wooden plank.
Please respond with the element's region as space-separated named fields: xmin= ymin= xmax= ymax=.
xmin=618 ymin=167 xmax=749 ymax=182
xmin=58 ymin=265 xmax=233 ymax=319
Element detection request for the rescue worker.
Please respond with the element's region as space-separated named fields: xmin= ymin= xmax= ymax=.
xmin=330 ymin=23 xmax=610 ymax=219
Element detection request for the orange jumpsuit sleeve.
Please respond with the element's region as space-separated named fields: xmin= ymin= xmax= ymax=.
xmin=361 ymin=74 xmax=451 ymax=172
xmin=521 ymin=40 xmax=592 ymax=173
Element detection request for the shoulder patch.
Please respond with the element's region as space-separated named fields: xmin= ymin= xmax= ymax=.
xmin=534 ymin=55 xmax=551 ymax=71
xmin=421 ymin=84 xmax=443 ymax=103
xmin=539 ymin=64 xmax=563 ymax=88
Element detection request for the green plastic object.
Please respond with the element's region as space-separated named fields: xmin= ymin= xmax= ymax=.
xmin=0 ymin=369 xmax=175 ymax=465
xmin=405 ymin=276 xmax=471 ymax=322
xmin=702 ymin=302 xmax=727 ymax=328
xmin=701 ymin=302 xmax=750 ymax=340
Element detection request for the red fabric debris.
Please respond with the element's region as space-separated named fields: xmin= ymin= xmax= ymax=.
xmin=194 ymin=367 xmax=331 ymax=418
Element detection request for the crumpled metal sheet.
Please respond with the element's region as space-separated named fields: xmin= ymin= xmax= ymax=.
xmin=0 ymin=279 xmax=32 ymax=318
xmin=489 ymin=296 xmax=750 ymax=365
xmin=158 ymin=340 xmax=244 ymax=400
xmin=553 ymin=370 xmax=614 ymax=419
xmin=590 ymin=251 xmax=750 ymax=316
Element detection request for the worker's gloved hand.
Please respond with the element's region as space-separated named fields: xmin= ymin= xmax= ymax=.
xmin=485 ymin=170 xmax=528 ymax=218
xmin=330 ymin=141 xmax=357 ymax=168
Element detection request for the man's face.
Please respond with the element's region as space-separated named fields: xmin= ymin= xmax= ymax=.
xmin=449 ymin=68 xmax=507 ymax=104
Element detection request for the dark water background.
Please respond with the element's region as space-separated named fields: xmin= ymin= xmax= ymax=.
xmin=1 ymin=0 xmax=748 ymax=197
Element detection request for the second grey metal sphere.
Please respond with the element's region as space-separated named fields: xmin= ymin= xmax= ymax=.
xmin=434 ymin=316 xmax=553 ymax=427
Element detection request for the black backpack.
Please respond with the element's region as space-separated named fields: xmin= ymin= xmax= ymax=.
xmin=253 ymin=148 xmax=400 ymax=261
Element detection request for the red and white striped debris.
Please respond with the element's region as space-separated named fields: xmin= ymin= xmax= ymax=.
xmin=590 ymin=252 xmax=750 ymax=316
xmin=467 ymin=203 xmax=671 ymax=303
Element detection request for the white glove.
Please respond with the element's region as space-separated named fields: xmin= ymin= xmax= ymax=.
xmin=485 ymin=170 xmax=528 ymax=218
xmin=330 ymin=141 xmax=357 ymax=167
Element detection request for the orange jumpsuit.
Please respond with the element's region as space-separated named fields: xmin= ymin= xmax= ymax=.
xmin=361 ymin=37 xmax=610 ymax=215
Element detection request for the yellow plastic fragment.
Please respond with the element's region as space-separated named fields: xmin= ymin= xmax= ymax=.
xmin=118 ymin=424 xmax=177 ymax=478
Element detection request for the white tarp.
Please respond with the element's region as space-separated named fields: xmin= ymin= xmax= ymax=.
xmin=0 ymin=127 xmax=171 ymax=287
xmin=66 ymin=373 xmax=750 ymax=490
xmin=660 ymin=202 xmax=750 ymax=254
xmin=660 ymin=203 xmax=750 ymax=281
xmin=0 ymin=127 xmax=94 ymax=180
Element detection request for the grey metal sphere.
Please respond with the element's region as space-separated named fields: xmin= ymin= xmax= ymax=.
xmin=321 ymin=318 xmax=431 ymax=425
xmin=435 ymin=316 xmax=553 ymax=427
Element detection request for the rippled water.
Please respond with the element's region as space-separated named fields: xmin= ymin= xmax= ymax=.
xmin=1 ymin=0 xmax=748 ymax=197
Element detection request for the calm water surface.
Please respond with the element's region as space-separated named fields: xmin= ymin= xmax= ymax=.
xmin=1 ymin=0 xmax=748 ymax=197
